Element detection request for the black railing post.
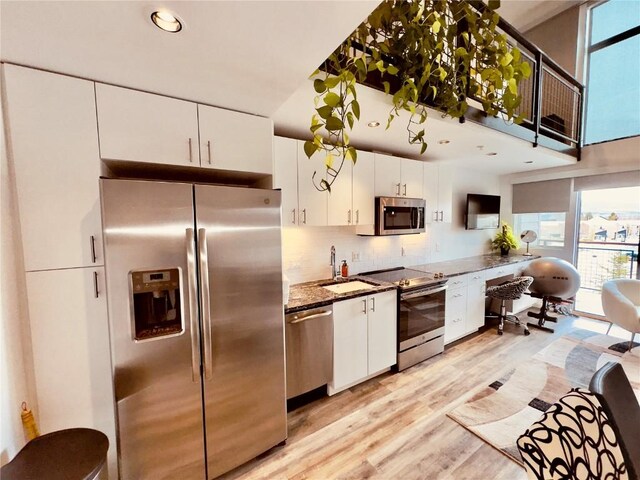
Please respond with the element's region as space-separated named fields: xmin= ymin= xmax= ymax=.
xmin=533 ymin=52 xmax=543 ymax=148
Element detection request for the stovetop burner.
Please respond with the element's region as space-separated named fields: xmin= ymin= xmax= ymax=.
xmin=360 ymin=267 xmax=446 ymax=291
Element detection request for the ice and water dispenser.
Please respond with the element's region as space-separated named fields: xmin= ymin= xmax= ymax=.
xmin=129 ymin=268 xmax=183 ymax=341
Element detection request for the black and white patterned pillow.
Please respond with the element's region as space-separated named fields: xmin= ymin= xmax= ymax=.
xmin=517 ymin=388 xmax=629 ymax=480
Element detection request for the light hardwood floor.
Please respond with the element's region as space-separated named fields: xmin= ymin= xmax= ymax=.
xmin=220 ymin=313 xmax=607 ymax=480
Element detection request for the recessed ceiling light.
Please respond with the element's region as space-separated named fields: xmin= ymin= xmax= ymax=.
xmin=438 ymin=139 xmax=450 ymax=144
xmin=476 ymin=145 xmax=484 ymax=150
xmin=524 ymin=160 xmax=534 ymax=164
xmin=486 ymin=152 xmax=498 ymax=156
xmin=367 ymin=121 xmax=380 ymax=128
xmin=151 ymin=10 xmax=183 ymax=33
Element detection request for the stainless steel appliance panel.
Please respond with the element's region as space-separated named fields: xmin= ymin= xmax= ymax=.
xmin=398 ymin=285 xmax=447 ymax=351
xmin=194 ymin=185 xmax=287 ymax=478
xmin=100 ymin=179 xmax=206 ymax=479
xmin=376 ymin=197 xmax=426 ymax=235
xmin=285 ymin=307 xmax=333 ymax=399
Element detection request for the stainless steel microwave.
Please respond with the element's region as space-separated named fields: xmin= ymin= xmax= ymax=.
xmin=357 ymin=197 xmax=426 ymax=236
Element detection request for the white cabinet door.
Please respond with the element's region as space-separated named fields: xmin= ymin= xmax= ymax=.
xmin=445 ymin=287 xmax=467 ymax=344
xmin=198 ymin=104 xmax=273 ymax=174
xmin=26 ymin=267 xmax=116 ymax=472
xmin=330 ymin=297 xmax=368 ymax=392
xmin=401 ymin=159 xmax=424 ymax=198
xmin=437 ymin=165 xmax=453 ymax=223
xmin=367 ymin=291 xmax=397 ymax=374
xmin=96 ymin=83 xmax=199 ymax=166
xmin=374 ymin=153 xmax=402 ymax=197
xmin=327 ymin=160 xmax=353 ymax=226
xmin=297 ymin=143 xmax=327 ymax=226
xmin=273 ymin=137 xmax=299 ymax=226
xmin=352 ymin=151 xmax=375 ymax=226
xmin=423 ymin=163 xmax=439 ymax=224
xmin=4 ymin=65 xmax=103 ymax=271
xmin=466 ymin=280 xmax=487 ymax=333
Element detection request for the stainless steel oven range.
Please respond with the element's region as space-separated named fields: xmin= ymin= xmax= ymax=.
xmin=361 ymin=267 xmax=447 ymax=371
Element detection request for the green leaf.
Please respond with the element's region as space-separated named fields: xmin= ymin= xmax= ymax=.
xmin=520 ymin=62 xmax=532 ymax=78
xmin=512 ymin=48 xmax=521 ymax=63
xmin=324 ymin=77 xmax=341 ymax=89
xmin=325 ymin=116 xmax=344 ymax=131
xmin=431 ymin=19 xmax=441 ymax=34
xmin=324 ymin=92 xmax=341 ymax=107
xmin=316 ymin=105 xmax=333 ymax=120
xmin=383 ymin=81 xmax=391 ymax=94
xmin=325 ymin=154 xmax=334 ymax=169
xmin=351 ymin=100 xmax=361 ymax=120
xmin=346 ymin=111 xmax=355 ymax=129
xmin=488 ymin=0 xmax=500 ymax=10
xmin=420 ymin=142 xmax=428 ymax=154
xmin=439 ymin=68 xmax=447 ymax=81
xmin=508 ymin=78 xmax=517 ymax=94
xmin=386 ymin=113 xmax=395 ymax=130
xmin=462 ymin=31 xmax=469 ymax=46
xmin=376 ymin=60 xmax=385 ymax=72
xmin=303 ymin=140 xmax=318 ymax=159
xmin=310 ymin=123 xmax=323 ymax=134
xmin=455 ymin=47 xmax=467 ymax=58
xmin=349 ymin=147 xmax=357 ymax=164
xmin=387 ymin=64 xmax=399 ymax=75
xmin=313 ymin=79 xmax=326 ymax=94
xmin=500 ymin=52 xmax=513 ymax=66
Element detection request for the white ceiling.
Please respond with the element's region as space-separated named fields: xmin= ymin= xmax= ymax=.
xmin=498 ymin=0 xmax=584 ymax=32
xmin=0 ymin=0 xmax=578 ymax=175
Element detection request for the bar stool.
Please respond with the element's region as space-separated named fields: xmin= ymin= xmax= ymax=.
xmin=0 ymin=428 xmax=108 ymax=480
xmin=486 ymin=276 xmax=534 ymax=336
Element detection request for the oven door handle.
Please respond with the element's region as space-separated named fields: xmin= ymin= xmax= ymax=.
xmin=401 ymin=284 xmax=448 ymax=300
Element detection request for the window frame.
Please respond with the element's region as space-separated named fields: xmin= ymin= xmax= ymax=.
xmin=583 ymin=0 xmax=640 ymax=146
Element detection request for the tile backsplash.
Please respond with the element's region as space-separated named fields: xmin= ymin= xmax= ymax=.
xmin=282 ymin=226 xmax=429 ymax=284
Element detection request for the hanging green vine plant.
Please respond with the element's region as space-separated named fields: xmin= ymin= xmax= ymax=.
xmin=304 ymin=0 xmax=531 ymax=192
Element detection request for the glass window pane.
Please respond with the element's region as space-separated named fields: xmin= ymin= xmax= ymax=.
xmin=513 ymin=213 xmax=566 ymax=248
xmin=585 ymin=34 xmax=640 ymax=144
xmin=591 ymin=0 xmax=640 ymax=45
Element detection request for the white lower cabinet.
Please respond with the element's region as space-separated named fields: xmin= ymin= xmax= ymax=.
xmin=466 ymin=272 xmax=487 ymax=332
xmin=26 ymin=267 xmax=117 ymax=474
xmin=329 ymin=290 xmax=397 ymax=395
xmin=445 ymin=282 xmax=467 ymax=344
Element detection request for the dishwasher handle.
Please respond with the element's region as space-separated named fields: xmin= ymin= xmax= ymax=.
xmin=287 ymin=310 xmax=332 ymax=324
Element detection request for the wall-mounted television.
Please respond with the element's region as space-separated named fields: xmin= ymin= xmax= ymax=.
xmin=465 ymin=194 xmax=501 ymax=230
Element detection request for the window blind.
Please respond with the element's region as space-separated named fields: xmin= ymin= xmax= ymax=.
xmin=512 ymin=178 xmax=573 ymax=213
xmin=573 ymin=170 xmax=640 ymax=191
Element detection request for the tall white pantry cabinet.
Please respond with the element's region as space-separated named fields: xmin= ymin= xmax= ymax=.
xmin=3 ymin=65 xmax=117 ymax=473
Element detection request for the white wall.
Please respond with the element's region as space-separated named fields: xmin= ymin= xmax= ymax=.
xmin=0 ymin=85 xmax=37 ymax=465
xmin=282 ymin=166 xmax=502 ymax=284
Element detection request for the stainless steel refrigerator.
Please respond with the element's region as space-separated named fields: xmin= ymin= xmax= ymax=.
xmin=100 ymin=178 xmax=287 ymax=479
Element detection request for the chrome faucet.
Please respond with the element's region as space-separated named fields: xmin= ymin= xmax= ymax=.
xmin=330 ymin=245 xmax=338 ymax=280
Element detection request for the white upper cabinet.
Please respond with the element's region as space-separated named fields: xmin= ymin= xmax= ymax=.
xmin=423 ymin=163 xmax=453 ymax=223
xmin=3 ymin=65 xmax=103 ymax=271
xmin=401 ymin=159 xmax=424 ymax=199
xmin=96 ymin=83 xmax=199 ymax=166
xmin=374 ymin=153 xmax=424 ymax=198
xmin=352 ymin=151 xmax=375 ymax=226
xmin=273 ymin=137 xmax=299 ymax=226
xmin=374 ymin=153 xmax=402 ymax=197
xmin=297 ymin=142 xmax=328 ymax=226
xmin=327 ymin=159 xmax=353 ymax=226
xmin=197 ymin=104 xmax=273 ymax=174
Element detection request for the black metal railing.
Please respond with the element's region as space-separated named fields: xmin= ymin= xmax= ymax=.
xmin=577 ymin=242 xmax=637 ymax=290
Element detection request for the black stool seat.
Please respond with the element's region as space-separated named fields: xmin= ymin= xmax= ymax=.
xmin=486 ymin=276 xmax=534 ymax=335
xmin=1 ymin=428 xmax=108 ymax=480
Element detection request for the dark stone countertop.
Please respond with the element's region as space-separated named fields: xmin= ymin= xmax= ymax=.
xmin=285 ymin=276 xmax=397 ymax=314
xmin=411 ymin=253 xmax=540 ymax=278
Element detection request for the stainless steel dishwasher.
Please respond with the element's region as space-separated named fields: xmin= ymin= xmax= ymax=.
xmin=285 ymin=306 xmax=333 ymax=399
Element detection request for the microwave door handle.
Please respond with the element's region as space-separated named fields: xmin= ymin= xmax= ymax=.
xmin=198 ymin=228 xmax=214 ymax=381
xmin=417 ymin=208 xmax=422 ymax=229
xmin=186 ymin=228 xmax=200 ymax=383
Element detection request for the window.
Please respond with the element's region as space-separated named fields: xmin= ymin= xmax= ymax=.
xmin=584 ymin=0 xmax=640 ymax=145
xmin=513 ymin=213 xmax=567 ymax=248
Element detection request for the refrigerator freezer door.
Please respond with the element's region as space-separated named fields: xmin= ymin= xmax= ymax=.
xmin=101 ymin=179 xmax=206 ymax=479
xmin=195 ymin=185 xmax=287 ymax=478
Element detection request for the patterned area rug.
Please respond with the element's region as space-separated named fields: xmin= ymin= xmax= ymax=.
xmin=447 ymin=330 xmax=640 ymax=466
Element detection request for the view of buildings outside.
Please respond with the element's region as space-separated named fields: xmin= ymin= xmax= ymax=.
xmin=575 ymin=186 xmax=640 ymax=315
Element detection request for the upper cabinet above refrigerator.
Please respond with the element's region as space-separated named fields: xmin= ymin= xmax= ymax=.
xmin=95 ymin=84 xmax=273 ymax=175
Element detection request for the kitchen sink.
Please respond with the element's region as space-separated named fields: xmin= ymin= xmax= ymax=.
xmin=322 ymin=280 xmax=376 ymax=294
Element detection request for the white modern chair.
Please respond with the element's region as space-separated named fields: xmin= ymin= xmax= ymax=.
xmin=601 ymin=278 xmax=640 ymax=351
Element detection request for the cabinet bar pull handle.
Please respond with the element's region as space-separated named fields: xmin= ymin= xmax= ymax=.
xmin=403 ymin=184 xmax=407 ymax=196
xmin=396 ymin=183 xmax=401 ymax=195
xmin=188 ymin=138 xmax=193 ymax=162
xmin=362 ymin=299 xmax=367 ymax=314
xmin=90 ymin=235 xmax=97 ymax=263
xmin=93 ymin=271 xmax=99 ymax=298
xmin=302 ymin=209 xmax=307 ymax=224
xmin=207 ymin=140 xmax=212 ymax=164
xmin=370 ymin=297 xmax=375 ymax=312
xmin=292 ymin=209 xmax=296 ymax=224
xmin=348 ymin=209 xmax=351 ymax=224
xmin=439 ymin=210 xmax=444 ymax=222
xmin=356 ymin=210 xmax=359 ymax=225
xmin=433 ymin=211 xmax=439 ymax=222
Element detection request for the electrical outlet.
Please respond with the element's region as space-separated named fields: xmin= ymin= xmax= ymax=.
xmin=401 ymin=246 xmax=406 ymax=257
xmin=352 ymin=251 xmax=361 ymax=262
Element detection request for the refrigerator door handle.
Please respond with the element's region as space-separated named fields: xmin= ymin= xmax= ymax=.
xmin=198 ymin=228 xmax=214 ymax=381
xmin=186 ymin=228 xmax=201 ymax=382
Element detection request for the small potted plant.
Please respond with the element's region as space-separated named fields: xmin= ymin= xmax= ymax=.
xmin=491 ymin=222 xmax=520 ymax=256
